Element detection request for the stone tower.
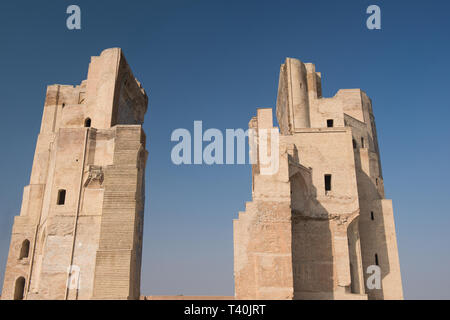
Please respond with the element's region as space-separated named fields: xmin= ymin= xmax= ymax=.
xmin=1 ymin=48 xmax=148 ymax=300
xmin=234 ymin=58 xmax=403 ymax=300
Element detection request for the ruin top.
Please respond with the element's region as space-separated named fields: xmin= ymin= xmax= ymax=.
xmin=41 ymin=48 xmax=148 ymax=132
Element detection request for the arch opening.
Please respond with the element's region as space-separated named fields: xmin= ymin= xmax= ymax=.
xmin=19 ymin=239 xmax=30 ymax=260
xmin=14 ymin=277 xmax=25 ymax=300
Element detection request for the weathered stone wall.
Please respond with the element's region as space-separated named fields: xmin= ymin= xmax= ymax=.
xmin=346 ymin=94 xmax=403 ymax=299
xmin=234 ymin=57 xmax=403 ymax=300
xmin=1 ymin=48 xmax=148 ymax=300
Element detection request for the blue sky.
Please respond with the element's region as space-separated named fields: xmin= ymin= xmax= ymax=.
xmin=0 ymin=0 xmax=449 ymax=299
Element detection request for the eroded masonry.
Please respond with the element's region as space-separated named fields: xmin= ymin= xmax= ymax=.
xmin=1 ymin=51 xmax=402 ymax=300
xmin=1 ymin=48 xmax=148 ymax=300
xmin=234 ymin=58 xmax=403 ymax=300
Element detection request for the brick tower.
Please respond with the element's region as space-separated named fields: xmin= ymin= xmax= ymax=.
xmin=1 ymin=48 xmax=148 ymax=300
xmin=234 ymin=58 xmax=403 ymax=300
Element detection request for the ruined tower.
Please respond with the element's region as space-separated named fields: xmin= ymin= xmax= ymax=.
xmin=234 ymin=58 xmax=403 ymax=300
xmin=1 ymin=48 xmax=148 ymax=300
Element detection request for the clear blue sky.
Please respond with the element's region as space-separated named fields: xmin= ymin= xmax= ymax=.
xmin=0 ymin=0 xmax=449 ymax=299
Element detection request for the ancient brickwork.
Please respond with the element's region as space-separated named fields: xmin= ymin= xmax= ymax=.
xmin=1 ymin=48 xmax=148 ymax=300
xmin=234 ymin=58 xmax=403 ymax=300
